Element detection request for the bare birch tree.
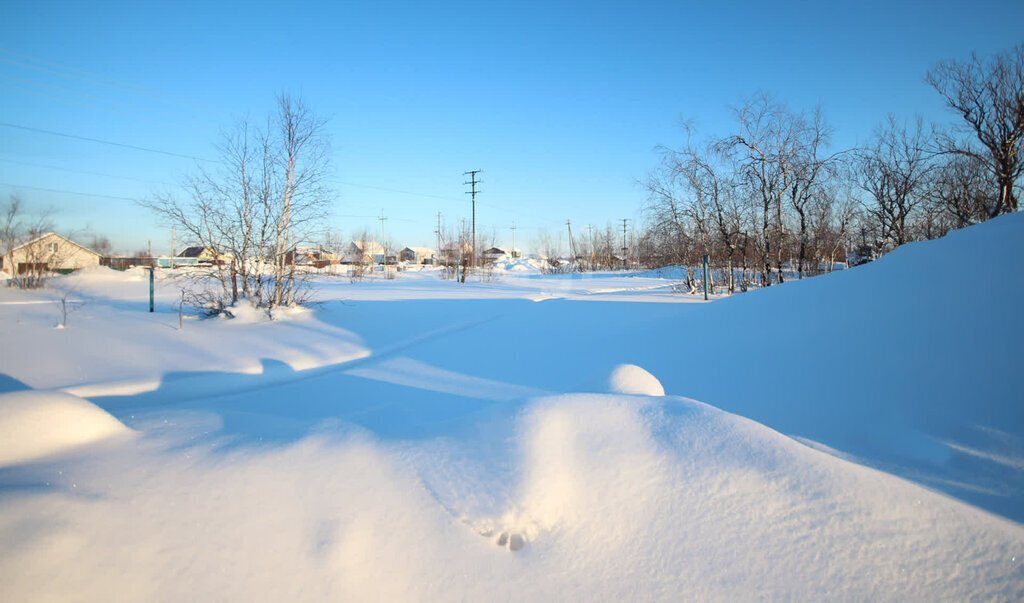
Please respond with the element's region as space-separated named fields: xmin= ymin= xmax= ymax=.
xmin=857 ymin=115 xmax=934 ymax=249
xmin=927 ymin=44 xmax=1024 ymax=217
xmin=143 ymin=94 xmax=332 ymax=314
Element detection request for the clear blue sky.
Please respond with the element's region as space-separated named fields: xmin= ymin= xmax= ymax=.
xmin=1 ymin=0 xmax=1021 ymax=254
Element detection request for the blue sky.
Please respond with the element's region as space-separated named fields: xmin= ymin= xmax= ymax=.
xmin=1 ymin=0 xmax=1021 ymax=254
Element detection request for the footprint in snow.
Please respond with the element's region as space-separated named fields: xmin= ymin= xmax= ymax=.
xmin=496 ymin=531 xmax=525 ymax=551
xmin=476 ymin=526 xmax=526 ymax=552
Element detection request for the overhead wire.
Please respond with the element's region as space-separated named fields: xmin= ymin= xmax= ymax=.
xmin=0 ymin=182 xmax=144 ymax=202
xmin=0 ymin=157 xmax=176 ymax=186
xmin=0 ymin=121 xmax=217 ymax=162
xmin=0 ymin=75 xmax=215 ymax=130
xmin=0 ymin=49 xmax=223 ymax=115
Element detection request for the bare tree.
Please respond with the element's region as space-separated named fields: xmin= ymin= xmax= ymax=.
xmin=857 ymin=115 xmax=935 ymax=249
xmin=142 ymin=94 xmax=332 ymax=314
xmin=927 ymin=44 xmax=1024 ymax=216
xmin=534 ymin=228 xmax=564 ymax=272
xmin=1 ymin=195 xmax=23 ymax=278
xmin=784 ymin=107 xmax=846 ymax=279
xmin=0 ymin=196 xmax=67 ymax=289
xmin=721 ymin=95 xmax=805 ymax=286
xmin=930 ymin=153 xmax=994 ymax=228
xmin=88 ymin=236 xmax=113 ymax=257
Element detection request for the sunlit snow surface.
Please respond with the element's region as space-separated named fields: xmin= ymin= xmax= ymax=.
xmin=1 ymin=215 xmax=1023 ymax=600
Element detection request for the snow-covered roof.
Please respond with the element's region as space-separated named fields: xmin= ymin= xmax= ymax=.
xmin=402 ymin=246 xmax=435 ymax=254
xmin=349 ymin=241 xmax=384 ymax=254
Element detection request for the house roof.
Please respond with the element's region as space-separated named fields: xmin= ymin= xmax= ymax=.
xmin=5 ymin=232 xmax=101 ymax=258
xmin=179 ymin=246 xmax=207 ymax=258
xmin=402 ymin=246 xmax=435 ymax=254
xmin=349 ymin=241 xmax=384 ymax=254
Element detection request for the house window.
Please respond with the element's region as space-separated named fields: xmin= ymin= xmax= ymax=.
xmin=48 ymin=242 xmax=58 ymax=253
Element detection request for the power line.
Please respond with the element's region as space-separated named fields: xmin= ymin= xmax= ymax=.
xmin=0 ymin=182 xmax=143 ymax=202
xmin=333 ymin=177 xmax=511 ymax=214
xmin=0 ymin=157 xmax=175 ymax=187
xmin=0 ymin=74 xmax=214 ymax=129
xmin=2 ymin=121 xmax=522 ymax=219
xmin=0 ymin=121 xmax=216 ymax=162
xmin=0 ymin=49 xmax=222 ymax=115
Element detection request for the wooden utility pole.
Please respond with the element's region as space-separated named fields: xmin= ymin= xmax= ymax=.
xmin=435 ymin=211 xmax=441 ymax=263
xmin=586 ymin=224 xmax=594 ymax=267
xmin=620 ymin=219 xmax=629 ymax=270
xmin=379 ymin=209 xmax=388 ymax=270
xmin=510 ymin=221 xmax=517 ymax=259
xmin=459 ymin=218 xmax=467 ymax=283
xmin=464 ymin=170 xmax=481 ymax=272
xmin=566 ymin=219 xmax=578 ymax=270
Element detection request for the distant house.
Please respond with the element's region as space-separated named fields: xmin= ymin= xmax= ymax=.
xmin=286 ymin=247 xmax=341 ymax=268
xmin=1 ymin=232 xmax=101 ymax=276
xmin=179 ymin=246 xmax=231 ymax=264
xmin=344 ymin=241 xmax=385 ymax=265
xmin=482 ymin=247 xmax=520 ymax=263
xmin=399 ymin=246 xmax=435 ymax=265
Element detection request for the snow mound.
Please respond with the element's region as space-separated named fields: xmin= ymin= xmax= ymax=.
xmin=490 ymin=258 xmax=544 ymax=273
xmin=608 ymin=363 xmax=664 ymax=396
xmin=0 ymin=390 xmax=133 ymax=466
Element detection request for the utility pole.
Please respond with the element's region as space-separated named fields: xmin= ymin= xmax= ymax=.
xmin=464 ymin=170 xmax=481 ymax=273
xmin=566 ymin=219 xmax=578 ymax=270
xmin=586 ymin=224 xmax=594 ymax=268
xmin=510 ymin=221 xmax=517 ymax=259
xmin=171 ymin=226 xmax=175 ymax=269
xmin=379 ymin=209 xmax=388 ymax=270
xmin=620 ymin=219 xmax=629 ymax=270
xmin=459 ymin=218 xmax=467 ymax=283
xmin=435 ymin=211 xmax=442 ymax=263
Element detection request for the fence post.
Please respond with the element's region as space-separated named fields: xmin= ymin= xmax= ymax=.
xmin=148 ymin=266 xmax=154 ymax=312
xmin=703 ymin=254 xmax=709 ymax=301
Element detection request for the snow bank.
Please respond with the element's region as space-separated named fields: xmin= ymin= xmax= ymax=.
xmin=0 ymin=394 xmax=1020 ymax=600
xmin=0 ymin=390 xmax=132 ymax=466
xmin=607 ymin=363 xmax=664 ymax=396
xmin=489 ymin=257 xmax=544 ymax=272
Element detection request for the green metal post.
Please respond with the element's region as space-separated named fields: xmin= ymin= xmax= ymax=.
xmin=149 ymin=266 xmax=154 ymax=312
xmin=702 ymin=254 xmax=709 ymax=301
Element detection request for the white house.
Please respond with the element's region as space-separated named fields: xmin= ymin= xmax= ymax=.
xmin=399 ymin=246 xmax=435 ymax=265
xmin=1 ymin=232 xmax=101 ymax=275
xmin=343 ymin=241 xmax=385 ymax=265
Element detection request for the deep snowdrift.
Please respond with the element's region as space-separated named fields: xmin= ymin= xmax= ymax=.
xmin=0 ymin=390 xmax=132 ymax=465
xmin=1 ymin=389 xmax=1020 ymax=600
xmin=1 ymin=215 xmax=1023 ymax=599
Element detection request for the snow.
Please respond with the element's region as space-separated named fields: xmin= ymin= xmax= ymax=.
xmin=0 ymin=390 xmax=132 ymax=465
xmin=607 ymin=363 xmax=665 ymax=396
xmin=1 ymin=215 xmax=1023 ymax=599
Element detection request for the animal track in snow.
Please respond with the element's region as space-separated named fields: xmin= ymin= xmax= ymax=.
xmin=495 ymin=531 xmax=525 ymax=551
xmin=474 ymin=523 xmax=528 ymax=552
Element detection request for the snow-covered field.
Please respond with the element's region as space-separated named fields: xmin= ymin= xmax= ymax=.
xmin=1 ymin=215 xmax=1023 ymax=600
